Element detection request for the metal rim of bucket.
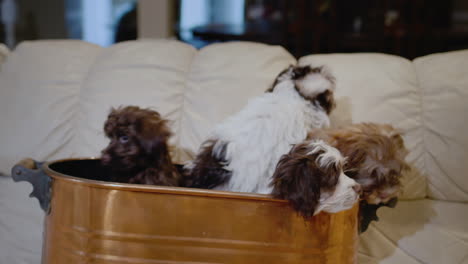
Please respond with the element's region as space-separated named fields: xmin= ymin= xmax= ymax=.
xmin=43 ymin=157 xmax=288 ymax=203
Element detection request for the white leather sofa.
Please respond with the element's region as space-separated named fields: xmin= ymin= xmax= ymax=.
xmin=0 ymin=40 xmax=467 ymax=264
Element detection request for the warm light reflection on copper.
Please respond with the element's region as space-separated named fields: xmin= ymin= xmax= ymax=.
xmin=40 ymin=158 xmax=358 ymax=264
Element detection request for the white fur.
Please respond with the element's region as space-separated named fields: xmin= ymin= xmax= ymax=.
xmin=356 ymin=177 xmax=375 ymax=187
xmin=209 ymin=73 xmax=331 ymax=194
xmin=315 ymin=172 xmax=360 ymax=215
xmin=307 ymin=140 xmax=345 ymax=169
xmin=305 ymin=140 xmax=359 ymax=215
xmin=296 ymin=68 xmax=334 ymax=98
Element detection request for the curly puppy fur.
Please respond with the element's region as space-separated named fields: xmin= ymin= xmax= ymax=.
xmin=184 ymin=65 xmax=336 ymax=194
xmin=308 ymin=123 xmax=410 ymax=204
xmin=271 ymin=140 xmax=361 ymax=218
xmin=101 ymin=106 xmax=180 ymax=186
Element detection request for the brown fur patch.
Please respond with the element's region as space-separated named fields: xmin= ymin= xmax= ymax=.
xmin=101 ymin=106 xmax=180 ymax=186
xmin=267 ymin=65 xmax=336 ymax=114
xmin=271 ymin=142 xmax=341 ymax=218
xmin=308 ymin=123 xmax=410 ymax=204
xmin=182 ymin=139 xmax=231 ymax=188
xmin=315 ymin=89 xmax=336 ymax=114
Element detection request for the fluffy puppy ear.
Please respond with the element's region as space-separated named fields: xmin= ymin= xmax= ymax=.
xmin=136 ymin=115 xmax=172 ymax=155
xmin=266 ymin=65 xmax=296 ymax=92
xmin=103 ymin=107 xmax=118 ymax=138
xmin=291 ymin=65 xmax=312 ymax=79
xmin=292 ymin=65 xmax=336 ymax=114
xmin=271 ymin=149 xmax=321 ymax=219
xmin=316 ymin=89 xmax=336 ymax=114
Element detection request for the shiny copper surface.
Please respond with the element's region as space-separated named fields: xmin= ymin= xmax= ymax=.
xmin=41 ymin=158 xmax=358 ymax=264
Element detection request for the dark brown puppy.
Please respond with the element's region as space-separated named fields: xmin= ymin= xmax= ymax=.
xmin=101 ymin=106 xmax=180 ymax=186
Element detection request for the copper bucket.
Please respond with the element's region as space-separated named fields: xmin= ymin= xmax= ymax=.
xmin=12 ymin=158 xmax=358 ymax=264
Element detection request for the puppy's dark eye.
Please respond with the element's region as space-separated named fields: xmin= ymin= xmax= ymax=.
xmin=345 ymin=170 xmax=358 ymax=179
xmin=119 ymin=135 xmax=129 ymax=143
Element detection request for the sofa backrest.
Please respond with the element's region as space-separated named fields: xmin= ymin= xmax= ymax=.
xmin=73 ymin=40 xmax=295 ymax=163
xmin=0 ymin=39 xmax=467 ymax=201
xmin=0 ymin=39 xmax=294 ymax=171
xmin=0 ymin=40 xmax=101 ymax=174
xmin=413 ymin=50 xmax=468 ymax=201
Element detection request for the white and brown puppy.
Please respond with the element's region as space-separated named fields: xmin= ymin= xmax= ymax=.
xmin=184 ymin=65 xmax=336 ymax=193
xmin=307 ymin=123 xmax=410 ymax=204
xmin=271 ymin=140 xmax=361 ymax=217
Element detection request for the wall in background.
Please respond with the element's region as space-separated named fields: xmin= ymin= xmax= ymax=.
xmin=13 ymin=0 xmax=67 ymax=44
xmin=138 ymin=0 xmax=173 ymax=39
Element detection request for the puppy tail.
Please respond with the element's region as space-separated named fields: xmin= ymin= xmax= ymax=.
xmin=182 ymin=140 xmax=231 ymax=189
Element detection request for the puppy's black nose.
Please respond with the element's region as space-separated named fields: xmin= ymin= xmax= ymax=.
xmin=352 ymin=184 xmax=362 ymax=194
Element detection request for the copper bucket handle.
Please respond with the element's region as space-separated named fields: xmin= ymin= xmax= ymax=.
xmin=11 ymin=158 xmax=51 ymax=213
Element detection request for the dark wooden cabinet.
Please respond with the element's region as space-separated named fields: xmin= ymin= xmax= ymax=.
xmin=284 ymin=0 xmax=456 ymax=58
xmin=184 ymin=0 xmax=466 ymax=59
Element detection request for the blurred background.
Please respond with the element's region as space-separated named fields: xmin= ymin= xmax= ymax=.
xmin=1 ymin=0 xmax=468 ymax=59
